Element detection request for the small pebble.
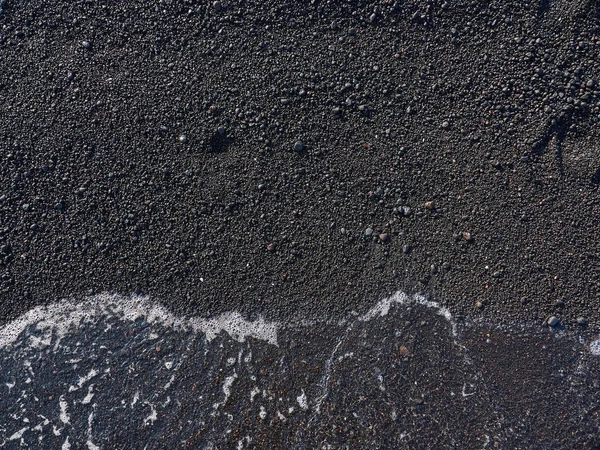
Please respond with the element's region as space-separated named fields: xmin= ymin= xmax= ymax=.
xmin=217 ymin=126 xmax=225 ymax=135
xmin=82 ymin=41 xmax=91 ymax=49
xmin=402 ymin=244 xmax=412 ymax=254
xmin=577 ymin=317 xmax=587 ymax=326
xmin=212 ymin=0 xmax=222 ymax=11
xmin=424 ymin=201 xmax=434 ymax=210
xmin=547 ymin=316 xmax=559 ymax=327
xmin=267 ymin=243 xmax=275 ymax=252
xmin=364 ymin=227 xmax=374 ymax=237
xmin=22 ymin=204 xmax=31 ymax=212
xmin=475 ymin=301 xmax=484 ymax=310
xmin=178 ymin=135 xmax=188 ymax=144
xmin=379 ymin=233 xmax=389 ymax=243
xmin=294 ymin=141 xmax=304 ymax=152
xmin=441 ymin=120 xmax=449 ymax=129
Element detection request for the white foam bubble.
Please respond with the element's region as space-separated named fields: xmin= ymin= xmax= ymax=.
xmin=296 ymin=390 xmax=308 ymax=411
xmin=0 ymin=293 xmax=279 ymax=350
xmin=222 ymin=372 xmax=238 ymax=405
xmin=359 ymin=292 xmax=457 ymax=336
xmin=59 ymin=396 xmax=70 ymax=425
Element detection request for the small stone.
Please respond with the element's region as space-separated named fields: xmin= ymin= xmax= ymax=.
xmin=267 ymin=243 xmax=275 ymax=252
xmin=82 ymin=41 xmax=91 ymax=49
xmin=430 ymin=264 xmax=438 ymax=274
xmin=22 ymin=203 xmax=31 ymax=212
xmin=402 ymin=206 xmax=412 ymax=216
xmin=399 ymin=345 xmax=409 ymax=357
xmin=491 ymin=271 xmax=503 ymax=278
xmin=293 ymin=141 xmax=304 ymax=152
xmin=178 ymin=134 xmax=188 ymax=144
xmin=462 ymin=231 xmax=473 ymax=242
xmin=442 ymin=262 xmax=451 ymax=271
xmin=217 ymin=126 xmax=225 ymax=135
xmin=379 ymin=233 xmax=389 ymax=243
xmin=402 ymin=244 xmax=412 ymax=254
xmin=55 ymin=202 xmax=64 ymax=211
xmin=547 ymin=316 xmax=559 ymax=327
xmin=212 ymin=0 xmax=222 ymax=11
xmin=364 ymin=227 xmax=374 ymax=237
xmin=555 ymin=299 xmax=565 ymax=308
xmin=347 ymin=28 xmax=356 ymax=36
xmin=441 ymin=120 xmax=449 ymax=129
xmin=369 ymin=13 xmax=377 ymax=23
xmin=475 ymin=301 xmax=484 ymax=310
xmin=424 ymin=201 xmax=434 ymax=210
xmin=1 ymin=244 xmax=11 ymax=254
xmin=577 ymin=317 xmax=587 ymax=326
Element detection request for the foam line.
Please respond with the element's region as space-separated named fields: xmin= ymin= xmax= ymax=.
xmin=359 ymin=292 xmax=457 ymax=336
xmin=0 ymin=293 xmax=279 ymax=350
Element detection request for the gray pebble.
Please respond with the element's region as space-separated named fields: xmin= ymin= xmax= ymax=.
xmin=294 ymin=141 xmax=304 ymax=152
xmin=547 ymin=316 xmax=559 ymax=327
xmin=178 ymin=134 xmax=188 ymax=143
xmin=217 ymin=126 xmax=225 ymax=135
xmin=403 ymin=244 xmax=412 ymax=254
xmin=212 ymin=0 xmax=222 ymax=11
xmin=577 ymin=317 xmax=587 ymax=326
xmin=22 ymin=203 xmax=31 ymax=212
xmin=364 ymin=227 xmax=373 ymax=237
xmin=82 ymin=41 xmax=91 ymax=49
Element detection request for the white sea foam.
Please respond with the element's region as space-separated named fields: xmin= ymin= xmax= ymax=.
xmin=359 ymin=292 xmax=457 ymax=336
xmin=0 ymin=293 xmax=279 ymax=350
xmin=296 ymin=390 xmax=308 ymax=411
xmin=589 ymin=338 xmax=600 ymax=356
xmin=222 ymin=372 xmax=238 ymax=405
xmin=59 ymin=396 xmax=70 ymax=425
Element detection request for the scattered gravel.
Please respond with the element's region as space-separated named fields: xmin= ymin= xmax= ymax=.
xmin=0 ymin=0 xmax=599 ymax=333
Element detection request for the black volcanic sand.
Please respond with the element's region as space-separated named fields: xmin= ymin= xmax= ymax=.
xmin=1 ymin=0 xmax=600 ymax=329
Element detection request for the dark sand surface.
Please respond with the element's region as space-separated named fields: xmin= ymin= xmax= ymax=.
xmin=1 ymin=0 xmax=600 ymax=325
xmin=1 ymin=0 xmax=600 ymax=447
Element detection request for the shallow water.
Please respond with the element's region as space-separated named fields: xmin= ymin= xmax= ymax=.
xmin=0 ymin=293 xmax=598 ymax=449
